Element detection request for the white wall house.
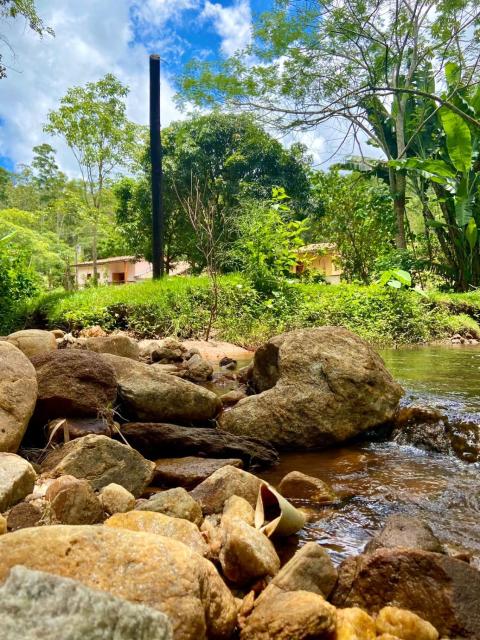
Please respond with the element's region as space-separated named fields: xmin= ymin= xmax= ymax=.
xmin=74 ymin=256 xmax=190 ymax=287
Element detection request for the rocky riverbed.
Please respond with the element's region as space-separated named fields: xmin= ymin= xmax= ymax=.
xmin=0 ymin=326 xmax=479 ymax=639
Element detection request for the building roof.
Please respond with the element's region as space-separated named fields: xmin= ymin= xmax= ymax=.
xmin=74 ymin=256 xmax=137 ymax=267
xmin=297 ymin=243 xmax=336 ymax=254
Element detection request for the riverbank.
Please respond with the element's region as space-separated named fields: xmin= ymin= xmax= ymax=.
xmin=4 ymin=274 xmax=480 ymax=348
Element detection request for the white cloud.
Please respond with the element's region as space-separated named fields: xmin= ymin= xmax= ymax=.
xmin=202 ymin=0 xmax=252 ymax=56
xmin=0 ymin=0 xmax=184 ymax=174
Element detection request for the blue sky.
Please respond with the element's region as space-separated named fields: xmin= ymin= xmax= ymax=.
xmin=0 ymin=0 xmax=329 ymax=175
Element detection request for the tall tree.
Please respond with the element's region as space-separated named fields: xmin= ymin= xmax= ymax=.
xmin=45 ymin=74 xmax=139 ymax=281
xmin=180 ymin=0 xmax=480 ymax=249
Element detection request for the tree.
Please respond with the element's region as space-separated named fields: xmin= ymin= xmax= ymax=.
xmin=180 ymin=0 xmax=480 ymax=250
xmin=45 ymin=74 xmax=139 ymax=281
xmin=0 ymin=0 xmax=53 ymax=78
xmin=31 ymin=143 xmax=66 ymax=207
xmin=115 ymin=112 xmax=313 ymax=270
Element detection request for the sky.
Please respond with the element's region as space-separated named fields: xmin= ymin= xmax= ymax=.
xmin=0 ymin=0 xmax=332 ymax=175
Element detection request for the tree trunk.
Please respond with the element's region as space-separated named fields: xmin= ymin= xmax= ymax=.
xmin=389 ymin=167 xmax=407 ymax=249
xmin=92 ymin=217 xmax=98 ymax=284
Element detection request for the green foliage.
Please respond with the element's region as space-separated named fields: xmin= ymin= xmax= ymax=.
xmin=378 ymin=269 xmax=413 ymax=290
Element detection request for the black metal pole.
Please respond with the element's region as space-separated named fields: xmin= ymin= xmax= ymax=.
xmin=150 ymin=54 xmax=164 ymax=278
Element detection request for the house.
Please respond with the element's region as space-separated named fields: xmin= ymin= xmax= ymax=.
xmin=74 ymin=256 xmax=189 ymax=287
xmin=292 ymin=243 xmax=343 ymax=284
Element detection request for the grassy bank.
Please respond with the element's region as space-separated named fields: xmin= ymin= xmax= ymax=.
xmin=4 ymin=275 xmax=480 ymax=348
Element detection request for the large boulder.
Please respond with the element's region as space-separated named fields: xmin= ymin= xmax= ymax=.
xmin=41 ymin=434 xmax=155 ymax=497
xmin=220 ymin=327 xmax=403 ymax=449
xmin=0 ymin=453 xmax=36 ymax=511
xmin=0 ymin=526 xmax=237 ymax=640
xmin=0 ymin=566 xmax=173 ymax=640
xmin=103 ymin=354 xmax=221 ymax=422
xmin=86 ymin=334 xmax=140 ymax=360
xmin=120 ymin=422 xmax=279 ymax=468
xmin=6 ymin=329 xmax=57 ymax=359
xmin=154 ymin=457 xmax=243 ymax=489
xmin=331 ymin=548 xmax=480 ymax=638
xmin=364 ymin=515 xmax=443 ymax=554
xmin=190 ymin=465 xmax=262 ymax=514
xmin=0 ymin=342 xmax=38 ymax=452
xmin=30 ymin=350 xmax=117 ymax=426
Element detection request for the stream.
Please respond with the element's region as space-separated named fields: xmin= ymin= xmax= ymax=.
xmin=259 ymin=345 xmax=480 ymax=565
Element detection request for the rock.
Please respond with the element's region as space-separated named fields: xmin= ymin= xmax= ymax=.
xmin=331 ymin=548 xmax=480 ymax=638
xmin=190 ymin=465 xmax=263 ymax=514
xmin=256 ymin=541 xmax=338 ymax=605
xmin=223 ymin=495 xmax=255 ymax=525
xmin=136 ymin=487 xmax=203 ymax=525
xmin=220 ymin=327 xmax=403 ymax=449
xmin=221 ymin=389 xmax=247 ymax=406
xmin=0 ymin=565 xmax=173 ymax=640
xmin=183 ymin=354 xmax=214 ymax=382
xmin=6 ymin=329 xmax=57 ymax=358
xmin=120 ymin=422 xmax=279 ymax=468
xmin=6 ymin=501 xmax=43 ymax=530
xmin=0 ymin=453 xmax=36 ymax=511
xmin=47 ymin=416 xmax=114 ymax=444
xmin=375 ymin=606 xmax=439 ymax=640
xmin=99 ymin=483 xmax=135 ymax=515
xmin=0 ymin=514 xmax=5 ymax=533
xmin=79 ymin=325 xmax=107 ymax=337
xmin=45 ymin=475 xmax=103 ymax=524
xmin=277 ymin=471 xmax=338 ymax=503
xmin=335 ymin=607 xmax=376 ymax=640
xmin=105 ymin=510 xmax=208 ymax=556
xmin=41 ymin=434 xmax=155 ymax=497
xmin=240 ymin=590 xmax=336 ymax=640
xmin=0 ymin=342 xmax=38 ymax=452
xmin=154 ymin=456 xmax=244 ymax=489
xmin=103 ymin=354 xmax=221 ymax=422
xmin=219 ymin=516 xmax=280 ymax=585
xmin=0 ymin=525 xmax=237 ymax=640
xmin=30 ymin=350 xmax=117 ymax=427
xmin=86 ymin=334 xmax=140 ymax=360
xmin=182 ymin=340 xmax=252 ymax=364
xmin=51 ymin=329 xmax=65 ymax=339
xmin=219 ymin=356 xmax=237 ymax=370
xmin=364 ymin=515 xmax=443 ymax=554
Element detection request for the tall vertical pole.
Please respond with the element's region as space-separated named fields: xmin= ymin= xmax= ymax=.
xmin=150 ymin=54 xmax=164 ymax=278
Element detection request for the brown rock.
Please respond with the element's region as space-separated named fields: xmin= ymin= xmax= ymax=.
xmin=240 ymin=590 xmax=336 ymax=640
xmin=0 ymin=453 xmax=36 ymax=511
xmin=120 ymin=422 xmax=279 ymax=468
xmin=220 ymin=327 xmax=403 ymax=449
xmin=136 ymin=487 xmax=203 ymax=525
xmin=99 ymin=483 xmax=135 ymax=515
xmin=336 ymin=607 xmax=376 ymax=640
xmin=7 ymin=329 xmax=57 ymax=359
xmin=105 ymin=510 xmax=208 ymax=556
xmin=223 ymin=495 xmax=255 ymax=526
xmin=6 ymin=501 xmax=43 ymax=531
xmin=0 ymin=342 xmax=38 ymax=453
xmin=331 ymin=548 xmax=480 ymax=638
xmin=183 ymin=354 xmax=214 ymax=382
xmin=375 ymin=606 xmax=439 ymax=640
xmin=79 ymin=326 xmax=107 ymax=337
xmin=47 ymin=417 xmax=113 ymax=444
xmin=86 ymin=334 xmax=140 ymax=360
xmin=30 ymin=350 xmax=117 ymax=426
xmin=278 ymin=471 xmax=338 ymax=503
xmin=190 ymin=465 xmax=263 ymax=514
xmin=221 ymin=389 xmax=247 ymax=407
xmin=154 ymin=457 xmax=243 ymax=489
xmin=45 ymin=475 xmax=103 ymax=524
xmin=0 ymin=525 xmax=237 ymax=640
xmin=0 ymin=513 xmax=5 ymax=534
xmin=41 ymin=435 xmax=155 ymax=497
xmin=364 ymin=515 xmax=443 ymax=554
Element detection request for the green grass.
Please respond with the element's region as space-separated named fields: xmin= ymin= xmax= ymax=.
xmin=5 ymin=275 xmax=479 ymax=348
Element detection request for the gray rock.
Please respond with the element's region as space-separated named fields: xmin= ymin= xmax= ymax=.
xmin=365 ymin=515 xmax=444 ymax=554
xmin=86 ymin=334 xmax=140 ymax=360
xmin=0 ymin=453 xmax=36 ymax=511
xmin=6 ymin=329 xmax=57 ymax=359
xmin=0 ymin=565 xmax=173 ymax=640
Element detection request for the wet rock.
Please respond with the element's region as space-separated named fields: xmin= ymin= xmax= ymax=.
xmin=335 ymin=607 xmax=376 ymax=640
xmin=30 ymin=350 xmax=117 ymax=427
xmin=105 ymin=510 xmax=208 ymax=556
xmin=183 ymin=354 xmax=214 ymax=382
xmin=120 ymin=422 xmax=278 ymax=468
xmin=2 ymin=566 xmax=173 ymax=640
xmin=0 ymin=525 xmax=237 ymax=640
xmin=0 ymin=342 xmax=38 ymax=452
xmin=6 ymin=501 xmax=43 ymax=531
xmin=6 ymin=329 xmax=57 ymax=359
xmin=219 ymin=356 xmax=237 ymax=370
xmin=190 ymin=465 xmax=263 ymax=514
xmin=0 ymin=453 xmax=36 ymax=511
xmin=331 ymin=548 xmax=480 ymax=638
xmin=256 ymin=541 xmax=338 ymax=604
xmin=219 ymin=515 xmax=280 ymax=585
xmin=240 ymin=590 xmax=336 ymax=640
xmin=45 ymin=475 xmax=103 ymax=524
xmin=154 ymin=456 xmax=243 ymax=489
xmin=221 ymin=389 xmax=247 ymax=406
xmin=365 ymin=515 xmax=443 ymax=554
xmin=278 ymin=471 xmax=338 ymax=503
xmin=223 ymin=495 xmax=255 ymax=525
xmin=103 ymin=354 xmax=221 ymax=422
xmin=136 ymin=487 xmax=203 ymax=525
xmin=47 ymin=416 xmax=114 ymax=444
xmin=376 ymin=606 xmax=439 ymax=640
xmin=85 ymin=333 xmax=139 ymax=360
xmin=220 ymin=327 xmax=403 ymax=449
xmin=41 ymin=434 xmax=155 ymax=497
xmin=99 ymin=483 xmax=135 ymax=515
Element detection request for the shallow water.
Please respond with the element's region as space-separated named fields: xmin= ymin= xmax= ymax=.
xmin=259 ymin=345 xmax=480 ymax=564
